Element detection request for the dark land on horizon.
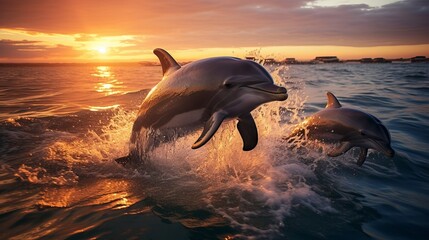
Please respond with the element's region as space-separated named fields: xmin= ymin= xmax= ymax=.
xmin=0 ymin=56 xmax=427 ymax=66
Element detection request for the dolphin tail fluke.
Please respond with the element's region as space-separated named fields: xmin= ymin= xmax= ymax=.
xmin=153 ymin=48 xmax=181 ymax=76
xmin=192 ymin=111 xmax=226 ymax=149
xmin=237 ymin=113 xmax=258 ymax=151
xmin=328 ymin=142 xmax=353 ymax=157
xmin=357 ymin=147 xmax=368 ymax=166
xmin=115 ymin=154 xmax=146 ymax=168
xmin=115 ymin=155 xmax=132 ymax=166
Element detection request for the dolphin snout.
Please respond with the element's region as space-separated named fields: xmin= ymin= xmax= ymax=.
xmin=385 ymin=148 xmax=395 ymax=158
xmin=276 ymin=86 xmax=287 ymax=94
xmin=276 ymin=86 xmax=288 ymax=100
xmin=379 ymin=144 xmax=395 ymax=158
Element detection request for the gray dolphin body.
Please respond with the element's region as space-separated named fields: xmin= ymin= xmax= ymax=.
xmin=117 ymin=48 xmax=288 ymax=165
xmin=287 ymin=92 xmax=394 ymax=166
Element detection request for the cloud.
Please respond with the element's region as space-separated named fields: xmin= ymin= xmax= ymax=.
xmin=0 ymin=0 xmax=427 ymax=49
xmin=74 ymin=34 xmax=98 ymax=42
xmin=0 ymin=39 xmax=81 ymax=59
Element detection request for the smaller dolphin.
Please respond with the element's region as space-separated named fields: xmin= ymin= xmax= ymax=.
xmin=286 ymin=92 xmax=394 ymax=166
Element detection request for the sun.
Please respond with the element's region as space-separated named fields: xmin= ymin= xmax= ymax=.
xmin=96 ymin=46 xmax=108 ymax=54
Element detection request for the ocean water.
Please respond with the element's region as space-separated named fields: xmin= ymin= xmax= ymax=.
xmin=0 ymin=62 xmax=428 ymax=239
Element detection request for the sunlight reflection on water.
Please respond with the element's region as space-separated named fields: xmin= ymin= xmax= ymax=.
xmin=89 ymin=104 xmax=120 ymax=111
xmin=92 ymin=66 xmax=125 ymax=96
xmin=36 ymin=179 xmax=141 ymax=209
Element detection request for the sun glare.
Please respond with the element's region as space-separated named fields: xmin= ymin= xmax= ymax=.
xmin=97 ymin=46 xmax=108 ymax=54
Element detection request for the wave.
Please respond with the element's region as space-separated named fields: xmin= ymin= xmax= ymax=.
xmin=0 ymin=63 xmax=422 ymax=239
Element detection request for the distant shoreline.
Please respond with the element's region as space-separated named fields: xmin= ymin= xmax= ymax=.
xmin=0 ymin=56 xmax=427 ymax=66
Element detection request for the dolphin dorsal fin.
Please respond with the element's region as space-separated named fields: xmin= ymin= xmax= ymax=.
xmin=153 ymin=48 xmax=181 ymax=77
xmin=326 ymin=92 xmax=342 ymax=108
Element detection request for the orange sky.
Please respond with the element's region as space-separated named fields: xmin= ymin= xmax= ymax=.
xmin=0 ymin=0 xmax=428 ymax=62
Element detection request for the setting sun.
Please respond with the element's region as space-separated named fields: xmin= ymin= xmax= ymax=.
xmin=0 ymin=0 xmax=427 ymax=63
xmin=96 ymin=46 xmax=108 ymax=54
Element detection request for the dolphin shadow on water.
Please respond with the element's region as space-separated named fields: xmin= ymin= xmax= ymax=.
xmin=116 ymin=48 xmax=288 ymax=166
xmin=284 ymin=92 xmax=394 ymax=166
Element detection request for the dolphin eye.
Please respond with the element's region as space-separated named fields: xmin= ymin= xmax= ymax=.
xmin=223 ymin=82 xmax=233 ymax=88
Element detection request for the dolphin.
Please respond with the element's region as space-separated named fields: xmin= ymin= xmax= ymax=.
xmin=116 ymin=48 xmax=288 ymax=165
xmin=286 ymin=92 xmax=394 ymax=166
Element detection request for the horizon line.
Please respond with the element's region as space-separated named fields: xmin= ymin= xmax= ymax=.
xmin=0 ymin=55 xmax=427 ymax=65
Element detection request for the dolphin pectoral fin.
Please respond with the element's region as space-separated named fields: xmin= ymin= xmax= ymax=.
xmin=192 ymin=111 xmax=227 ymax=149
xmin=237 ymin=113 xmax=258 ymax=151
xmin=328 ymin=142 xmax=353 ymax=157
xmin=357 ymin=147 xmax=368 ymax=166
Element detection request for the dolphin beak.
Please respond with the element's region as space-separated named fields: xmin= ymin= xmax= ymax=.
xmin=377 ymin=143 xmax=395 ymax=158
xmin=385 ymin=147 xmax=395 ymax=158
xmin=372 ymin=139 xmax=395 ymax=158
xmin=247 ymin=82 xmax=288 ymax=100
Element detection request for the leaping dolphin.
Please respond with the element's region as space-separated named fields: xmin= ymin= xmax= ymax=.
xmin=116 ymin=48 xmax=288 ymax=165
xmin=286 ymin=92 xmax=394 ymax=166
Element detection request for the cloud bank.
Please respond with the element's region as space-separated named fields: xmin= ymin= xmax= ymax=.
xmin=0 ymin=39 xmax=80 ymax=59
xmin=0 ymin=0 xmax=428 ymax=49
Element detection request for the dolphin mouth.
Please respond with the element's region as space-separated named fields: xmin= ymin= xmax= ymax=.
xmin=245 ymin=83 xmax=288 ymax=99
xmin=372 ymin=139 xmax=395 ymax=158
xmin=385 ymin=147 xmax=395 ymax=158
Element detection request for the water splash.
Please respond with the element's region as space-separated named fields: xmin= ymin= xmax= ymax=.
xmin=10 ymin=63 xmax=340 ymax=238
xmin=128 ymin=63 xmax=338 ymax=237
xmin=15 ymin=164 xmax=79 ymax=186
xmin=14 ymin=108 xmax=137 ymax=185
